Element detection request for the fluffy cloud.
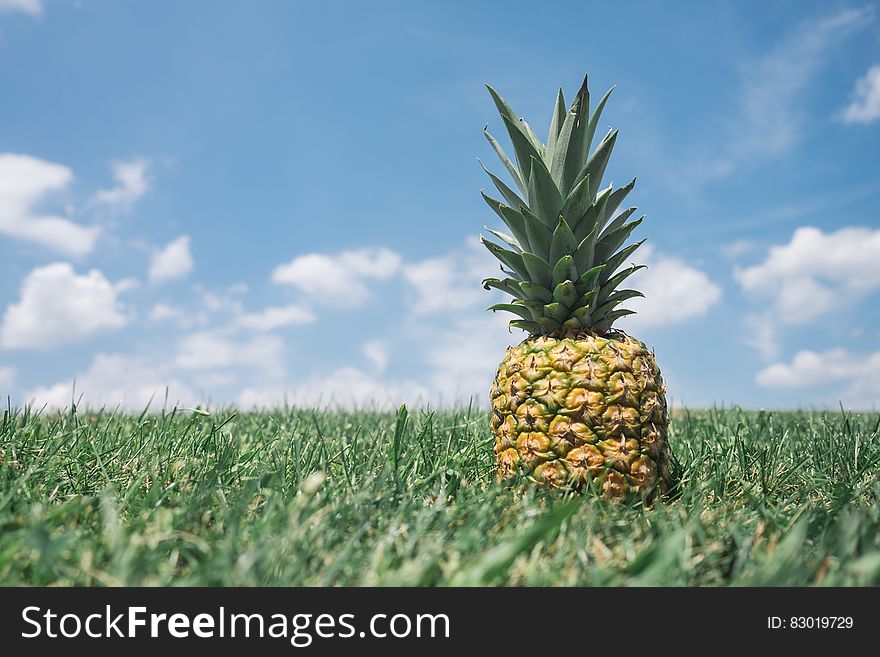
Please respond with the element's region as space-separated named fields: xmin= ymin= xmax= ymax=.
xmin=0 ymin=263 xmax=128 ymax=349
xmin=0 ymin=366 xmax=14 ymax=390
xmin=423 ymin=312 xmax=519 ymax=403
xmin=721 ymin=239 xmax=755 ymax=260
xmin=756 ymin=348 xmax=880 ymax=407
xmin=91 ymin=158 xmax=150 ymax=211
xmin=0 ymin=0 xmax=42 ymax=16
xmin=27 ymin=353 xmax=195 ymax=411
xmin=840 ymin=64 xmax=880 ymax=124
xmin=742 ymin=313 xmax=781 ymax=361
xmin=175 ymin=331 xmax=285 ymax=378
xmin=272 ymin=247 xmax=401 ymax=305
xmin=149 ymin=302 xmax=181 ymax=323
xmin=402 ymin=237 xmax=490 ymax=317
xmin=149 ymin=235 xmax=193 ymax=283
xmin=622 ymin=245 xmax=721 ymax=329
xmin=0 ymin=153 xmax=98 ymax=256
xmin=362 ymin=340 xmax=390 ymax=373
xmin=735 ymin=226 xmax=880 ymax=323
xmin=238 ymin=367 xmax=430 ymax=410
xmin=25 ymin=328 xmax=290 ymax=409
xmin=235 ymin=304 xmax=316 ymax=331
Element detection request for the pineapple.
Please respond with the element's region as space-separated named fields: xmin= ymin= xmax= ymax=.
xmin=480 ymin=73 xmax=671 ymax=500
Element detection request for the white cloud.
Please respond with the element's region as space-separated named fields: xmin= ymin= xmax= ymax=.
xmin=91 ymin=158 xmax=150 ymax=211
xmin=0 ymin=263 xmax=128 ymax=349
xmin=0 ymin=366 xmax=14 ymax=390
xmin=721 ymin=239 xmax=755 ymax=260
xmin=149 ymin=235 xmax=193 ymax=283
xmin=272 ymin=247 xmax=401 ymax=306
xmin=235 ymin=304 xmax=316 ymax=331
xmin=742 ymin=313 xmax=780 ymax=361
xmin=622 ymin=245 xmax=722 ymax=329
xmin=403 ymin=236 xmax=489 ymax=317
xmin=757 ymin=348 xmax=880 ymax=408
xmin=149 ymin=302 xmax=181 ymax=323
xmin=175 ymin=331 xmax=285 ymax=378
xmin=237 ymin=311 xmax=518 ymax=409
xmin=25 ymin=328 xmax=290 ymax=409
xmin=840 ymin=64 xmax=880 ymax=124
xmin=423 ymin=312 xmax=519 ymax=403
xmin=0 ymin=153 xmax=98 ymax=256
xmin=0 ymin=0 xmax=42 ymax=16
xmin=199 ymin=286 xmax=245 ymax=317
xmin=238 ymin=367 xmax=430 ymax=410
xmin=27 ymin=353 xmax=195 ymax=411
xmin=736 ymin=226 xmax=880 ymax=323
xmin=362 ymin=340 xmax=389 ymax=373
xmin=151 ymin=285 xmax=250 ymax=330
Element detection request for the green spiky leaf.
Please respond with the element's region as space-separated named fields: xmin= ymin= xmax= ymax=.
xmin=587 ymin=129 xmax=618 ymax=197
xmin=520 ymin=205 xmax=552 ymax=259
xmin=479 ymin=160 xmax=526 ymax=209
xmin=545 ymin=88 xmax=567 ymax=163
xmin=481 ymin=237 xmax=529 ymax=280
xmin=527 ymin=156 xmax=563 ymax=227
xmin=573 ymin=224 xmax=598 ymax=273
xmin=576 ymin=264 xmax=605 ymax=293
xmin=560 ymin=173 xmax=592 ymax=231
xmin=488 ymin=303 xmax=532 ymax=320
xmin=582 ymin=86 xmax=614 ymax=164
xmin=518 ymin=281 xmax=553 ymax=303
xmin=491 ymin=200 xmax=532 ymax=251
xmin=562 ymin=74 xmax=593 ymax=194
xmin=599 ymin=207 xmax=638 ymax=241
xmin=521 ymin=252 xmax=553 ymax=288
xmin=594 ymin=217 xmax=644 ymax=264
xmin=549 ymin=77 xmax=590 ymax=195
xmin=604 ymin=177 xmax=636 ymax=220
xmin=572 ymin=306 xmax=592 ymax=325
xmin=510 ymin=320 xmax=542 ymax=333
xmin=482 ymin=277 xmax=525 ymax=299
xmin=543 ymin=302 xmax=568 ymax=322
xmin=549 ymin=217 xmax=578 ymax=264
xmin=552 ymin=280 xmax=578 ymax=308
xmin=500 ymin=114 xmax=543 ymax=184
xmin=535 ymin=316 xmax=563 ymax=332
xmin=598 ymin=265 xmax=647 ymax=303
xmin=573 ymin=186 xmax=611 ymax=243
xmin=486 ymin=84 xmax=544 ymax=152
xmin=484 ymin=128 xmax=526 ymax=196
xmin=484 ymin=227 xmax=522 ymax=253
xmin=604 ymin=289 xmax=645 ymax=305
xmin=486 ymin=84 xmax=542 ymax=157
xmin=599 ymin=240 xmax=645 ymax=284
xmin=593 ymin=309 xmax=635 ymax=333
xmin=550 ymin=254 xmax=577 ymax=288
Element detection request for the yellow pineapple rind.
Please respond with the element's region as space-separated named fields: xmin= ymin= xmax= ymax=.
xmin=490 ymin=333 xmax=671 ymax=500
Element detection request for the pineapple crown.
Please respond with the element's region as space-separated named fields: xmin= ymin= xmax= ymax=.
xmin=480 ymin=73 xmax=645 ymax=336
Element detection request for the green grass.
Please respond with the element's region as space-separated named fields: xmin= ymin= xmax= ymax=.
xmin=1 ymin=403 xmax=879 ymax=586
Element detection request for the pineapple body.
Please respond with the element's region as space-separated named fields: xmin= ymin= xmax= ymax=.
xmin=491 ymin=332 xmax=670 ymax=499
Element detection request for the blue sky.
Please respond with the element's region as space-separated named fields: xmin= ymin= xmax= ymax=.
xmin=1 ymin=0 xmax=879 ymax=410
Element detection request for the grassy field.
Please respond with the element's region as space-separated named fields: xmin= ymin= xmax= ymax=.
xmin=1 ymin=403 xmax=879 ymax=586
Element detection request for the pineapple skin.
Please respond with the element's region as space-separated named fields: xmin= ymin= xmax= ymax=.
xmin=491 ymin=332 xmax=670 ymax=500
